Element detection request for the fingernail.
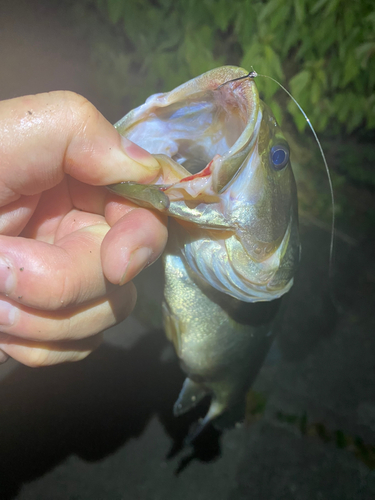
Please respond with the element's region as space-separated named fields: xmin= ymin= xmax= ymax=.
xmin=0 ymin=256 xmax=16 ymax=294
xmin=119 ymin=247 xmax=153 ymax=285
xmin=0 ymin=333 xmax=10 ymax=364
xmin=0 ymin=349 xmax=9 ymax=364
xmin=0 ymin=299 xmax=17 ymax=326
xmin=121 ymin=137 xmax=159 ymax=169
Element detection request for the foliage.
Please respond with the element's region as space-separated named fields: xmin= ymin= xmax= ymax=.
xmin=84 ymin=0 xmax=374 ymax=134
xmin=69 ymin=0 xmax=375 ymax=231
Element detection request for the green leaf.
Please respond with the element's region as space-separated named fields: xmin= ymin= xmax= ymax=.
xmin=85 ymin=0 xmax=375 ymax=135
xmin=289 ymin=70 xmax=310 ymax=95
xmin=343 ymin=4 xmax=355 ymax=35
xmin=324 ymin=0 xmax=343 ymax=16
xmin=240 ymin=41 xmax=263 ymax=74
xmin=342 ymin=50 xmax=360 ymax=86
xmin=293 ymin=0 xmax=305 ymax=23
xmin=258 ymin=0 xmax=284 ymax=23
xmin=281 ymin=23 xmax=300 ymax=57
xmin=334 ymin=92 xmax=353 ymax=123
xmin=310 ymin=79 xmax=322 ymax=105
xmin=310 ymin=0 xmax=329 ymax=15
xmin=106 ymin=0 xmax=124 ymax=24
xmin=233 ymin=1 xmax=257 ymax=47
xmin=264 ymin=3 xmax=293 ymax=34
xmin=347 ymin=105 xmax=365 ymax=132
xmin=208 ymin=0 xmax=237 ymax=31
xmin=287 ymin=100 xmax=308 ymax=131
xmin=264 ymin=45 xmax=283 ymax=80
xmin=269 ymin=99 xmax=283 ymax=126
xmin=183 ymin=25 xmax=221 ymax=76
xmin=356 ymin=42 xmax=375 ymax=68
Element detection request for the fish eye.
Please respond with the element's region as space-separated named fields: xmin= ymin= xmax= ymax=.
xmin=270 ymin=144 xmax=290 ymax=170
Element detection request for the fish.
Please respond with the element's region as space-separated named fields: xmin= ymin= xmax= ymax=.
xmin=108 ymin=66 xmax=300 ymax=441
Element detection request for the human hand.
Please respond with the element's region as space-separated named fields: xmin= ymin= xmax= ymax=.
xmin=0 ymin=91 xmax=167 ymax=367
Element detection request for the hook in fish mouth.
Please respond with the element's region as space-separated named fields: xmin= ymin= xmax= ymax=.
xmin=113 ymin=66 xmax=261 ymax=199
xmin=216 ymin=70 xmax=258 ymax=90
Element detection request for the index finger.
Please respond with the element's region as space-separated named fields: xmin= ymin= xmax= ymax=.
xmin=0 ymin=91 xmax=160 ymax=206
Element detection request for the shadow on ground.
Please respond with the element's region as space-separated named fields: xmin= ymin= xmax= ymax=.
xmin=0 ymin=332 xmax=222 ymax=499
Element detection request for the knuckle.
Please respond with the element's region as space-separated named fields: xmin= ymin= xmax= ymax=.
xmin=46 ymin=270 xmax=81 ymax=311
xmin=25 ymin=348 xmax=52 ymax=368
xmin=63 ymin=92 xmax=100 ymax=136
xmin=42 ymin=285 xmax=75 ymax=311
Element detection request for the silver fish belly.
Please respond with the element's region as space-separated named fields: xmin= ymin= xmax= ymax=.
xmin=109 ymin=66 xmax=300 ymax=440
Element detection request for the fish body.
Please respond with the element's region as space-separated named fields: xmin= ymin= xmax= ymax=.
xmin=110 ymin=66 xmax=300 ymax=438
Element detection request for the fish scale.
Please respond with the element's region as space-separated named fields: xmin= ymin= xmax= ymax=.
xmin=108 ymin=66 xmax=300 ymax=442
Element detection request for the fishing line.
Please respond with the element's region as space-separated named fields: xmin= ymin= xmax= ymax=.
xmin=218 ymin=70 xmax=336 ymax=284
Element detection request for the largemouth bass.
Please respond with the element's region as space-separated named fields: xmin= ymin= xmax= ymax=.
xmin=109 ymin=66 xmax=300 ymax=440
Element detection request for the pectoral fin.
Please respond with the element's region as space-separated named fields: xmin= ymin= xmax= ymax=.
xmin=173 ymin=377 xmax=209 ymax=417
xmin=184 ymin=398 xmax=226 ymax=445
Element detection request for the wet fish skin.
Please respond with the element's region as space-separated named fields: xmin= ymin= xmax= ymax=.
xmin=111 ymin=66 xmax=300 ymax=440
xmin=162 ymin=224 xmax=283 ymax=439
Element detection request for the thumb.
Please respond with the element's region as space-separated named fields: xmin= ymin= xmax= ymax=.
xmin=0 ymin=91 xmax=160 ymax=205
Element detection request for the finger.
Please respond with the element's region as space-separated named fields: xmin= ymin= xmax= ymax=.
xmin=0 ymin=91 xmax=160 ymax=206
xmin=0 ymin=282 xmax=136 ymax=341
xmin=20 ymin=177 xmax=73 ymax=242
xmin=0 ymin=194 xmax=40 ymax=236
xmin=0 ymin=332 xmax=103 ymax=367
xmin=0 ymin=223 xmax=112 ymax=310
xmin=104 ymin=192 xmax=142 ymax=226
xmin=68 ymin=177 xmax=137 ymax=222
xmin=0 ymin=349 xmax=9 ymax=364
xmin=101 ymin=208 xmax=168 ymax=285
xmin=68 ymin=177 xmax=147 ymax=229
xmin=68 ymin=177 xmax=108 ymax=217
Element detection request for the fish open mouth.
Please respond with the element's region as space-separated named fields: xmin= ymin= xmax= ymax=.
xmin=115 ymin=66 xmax=260 ymax=194
xmin=109 ymin=66 xmax=300 ymax=300
xmin=146 ymin=88 xmax=248 ymax=175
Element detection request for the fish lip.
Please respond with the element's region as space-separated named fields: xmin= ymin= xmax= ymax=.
xmin=145 ymin=67 xmax=261 ymax=198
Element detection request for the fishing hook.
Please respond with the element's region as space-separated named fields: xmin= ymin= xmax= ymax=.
xmin=216 ymin=70 xmax=258 ymax=89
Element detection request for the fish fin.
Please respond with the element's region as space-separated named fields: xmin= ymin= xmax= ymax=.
xmin=214 ymin=390 xmax=268 ymax=430
xmin=184 ymin=398 xmax=225 ymax=445
xmin=174 ymin=378 xmax=209 ymax=417
xmin=213 ymin=401 xmax=246 ymax=431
